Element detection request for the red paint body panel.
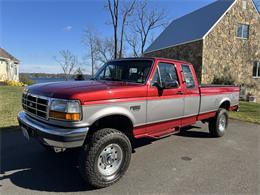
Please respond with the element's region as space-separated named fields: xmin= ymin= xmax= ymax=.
xmin=200 ymin=86 xmax=240 ymax=96
xmin=133 ymin=112 xmax=216 ymax=139
xmin=27 ymin=58 xmax=240 ymax=139
xmin=197 ymin=112 xmax=217 ymax=121
xmin=229 ymin=105 xmax=239 ymax=111
xmin=28 ymin=80 xmax=148 ymax=104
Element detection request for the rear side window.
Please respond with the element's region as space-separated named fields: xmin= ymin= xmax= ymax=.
xmin=181 ymin=64 xmax=195 ymax=88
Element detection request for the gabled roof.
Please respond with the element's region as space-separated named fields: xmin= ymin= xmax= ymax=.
xmin=0 ymin=48 xmax=19 ymax=62
xmin=145 ymin=0 xmax=236 ymax=53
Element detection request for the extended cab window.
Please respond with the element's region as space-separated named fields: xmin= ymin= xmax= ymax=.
xmin=96 ymin=60 xmax=153 ymax=83
xmin=152 ymin=62 xmax=179 ymax=88
xmin=181 ymin=64 xmax=195 ymax=88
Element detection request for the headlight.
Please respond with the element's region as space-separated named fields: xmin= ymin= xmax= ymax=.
xmin=23 ymin=86 xmax=28 ymax=93
xmin=49 ymin=99 xmax=81 ymax=121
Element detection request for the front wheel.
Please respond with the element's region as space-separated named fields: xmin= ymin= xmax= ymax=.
xmin=208 ymin=108 xmax=228 ymax=137
xmin=79 ymin=128 xmax=132 ymax=188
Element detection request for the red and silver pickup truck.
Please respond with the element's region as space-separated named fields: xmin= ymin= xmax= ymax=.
xmin=18 ymin=58 xmax=239 ymax=188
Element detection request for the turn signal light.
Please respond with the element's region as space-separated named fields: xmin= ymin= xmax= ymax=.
xmin=49 ymin=111 xmax=81 ymax=121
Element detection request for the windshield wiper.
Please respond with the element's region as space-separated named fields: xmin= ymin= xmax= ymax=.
xmin=101 ymin=78 xmax=123 ymax=82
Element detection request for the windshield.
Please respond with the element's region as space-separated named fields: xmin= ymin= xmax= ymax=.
xmin=95 ymin=60 xmax=153 ymax=84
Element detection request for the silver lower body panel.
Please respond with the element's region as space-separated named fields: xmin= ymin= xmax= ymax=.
xmin=17 ymin=111 xmax=89 ymax=148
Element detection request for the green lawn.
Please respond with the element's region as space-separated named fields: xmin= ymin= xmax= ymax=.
xmin=0 ymin=86 xmax=259 ymax=129
xmin=0 ymin=86 xmax=23 ymax=129
xmin=229 ymin=101 xmax=260 ymax=124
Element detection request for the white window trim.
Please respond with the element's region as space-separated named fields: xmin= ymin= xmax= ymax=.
xmin=253 ymin=61 xmax=260 ymax=78
xmin=236 ymin=24 xmax=249 ymax=39
xmin=242 ymin=0 xmax=247 ymax=9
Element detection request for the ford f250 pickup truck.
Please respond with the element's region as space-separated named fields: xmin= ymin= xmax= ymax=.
xmin=18 ymin=58 xmax=239 ymax=188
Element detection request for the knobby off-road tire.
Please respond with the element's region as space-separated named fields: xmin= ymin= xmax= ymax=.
xmin=208 ymin=108 xmax=229 ymax=137
xmin=79 ymin=128 xmax=132 ymax=188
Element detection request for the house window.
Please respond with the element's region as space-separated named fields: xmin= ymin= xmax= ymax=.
xmin=242 ymin=0 xmax=247 ymax=9
xmin=15 ymin=66 xmax=18 ymax=75
xmin=236 ymin=24 xmax=249 ymax=39
xmin=253 ymin=62 xmax=260 ymax=78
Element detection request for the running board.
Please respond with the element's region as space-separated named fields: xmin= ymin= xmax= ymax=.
xmin=148 ymin=127 xmax=180 ymax=139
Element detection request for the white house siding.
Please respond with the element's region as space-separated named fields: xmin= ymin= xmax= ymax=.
xmin=0 ymin=59 xmax=19 ymax=81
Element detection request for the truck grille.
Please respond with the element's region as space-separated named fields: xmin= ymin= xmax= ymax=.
xmin=22 ymin=93 xmax=49 ymax=119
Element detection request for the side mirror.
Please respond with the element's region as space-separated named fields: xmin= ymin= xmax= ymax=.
xmin=152 ymin=81 xmax=163 ymax=90
xmin=163 ymin=80 xmax=179 ymax=89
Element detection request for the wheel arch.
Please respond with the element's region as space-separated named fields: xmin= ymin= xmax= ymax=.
xmin=219 ymin=98 xmax=231 ymax=110
xmin=87 ymin=112 xmax=134 ymax=140
xmin=86 ymin=106 xmax=136 ymax=126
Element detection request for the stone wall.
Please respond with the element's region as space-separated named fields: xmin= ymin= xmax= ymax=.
xmin=144 ymin=40 xmax=203 ymax=82
xmin=203 ymin=0 xmax=260 ymax=101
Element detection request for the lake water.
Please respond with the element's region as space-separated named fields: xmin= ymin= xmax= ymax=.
xmin=31 ymin=78 xmax=68 ymax=83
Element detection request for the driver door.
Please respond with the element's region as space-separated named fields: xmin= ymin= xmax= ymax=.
xmin=146 ymin=61 xmax=184 ymax=136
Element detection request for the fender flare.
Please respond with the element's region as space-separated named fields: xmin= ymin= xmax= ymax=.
xmin=86 ymin=106 xmax=135 ymax=126
xmin=218 ymin=98 xmax=231 ymax=109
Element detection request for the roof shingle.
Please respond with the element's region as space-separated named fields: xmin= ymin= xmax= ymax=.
xmin=145 ymin=0 xmax=235 ymax=53
xmin=0 ymin=48 xmax=19 ymax=62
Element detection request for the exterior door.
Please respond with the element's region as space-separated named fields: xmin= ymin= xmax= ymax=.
xmin=146 ymin=61 xmax=184 ymax=135
xmin=181 ymin=64 xmax=200 ymax=126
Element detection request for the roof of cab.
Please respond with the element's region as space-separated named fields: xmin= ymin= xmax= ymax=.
xmin=110 ymin=57 xmax=192 ymax=65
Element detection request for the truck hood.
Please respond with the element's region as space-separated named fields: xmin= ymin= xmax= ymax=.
xmin=27 ymin=80 xmax=147 ymax=103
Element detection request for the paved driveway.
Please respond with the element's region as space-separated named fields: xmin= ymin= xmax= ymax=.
xmin=1 ymin=120 xmax=259 ymax=195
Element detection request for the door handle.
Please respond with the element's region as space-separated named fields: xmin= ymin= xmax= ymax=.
xmin=176 ymin=91 xmax=184 ymax=95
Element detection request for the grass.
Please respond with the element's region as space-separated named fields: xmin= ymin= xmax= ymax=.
xmin=0 ymin=86 xmax=23 ymax=129
xmin=0 ymin=85 xmax=259 ymax=129
xmin=229 ymin=101 xmax=260 ymax=124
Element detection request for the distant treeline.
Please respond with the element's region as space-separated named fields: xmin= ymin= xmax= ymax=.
xmin=20 ymin=73 xmax=92 ymax=80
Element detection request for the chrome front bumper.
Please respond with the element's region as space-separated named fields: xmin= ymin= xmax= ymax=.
xmin=17 ymin=111 xmax=89 ymax=148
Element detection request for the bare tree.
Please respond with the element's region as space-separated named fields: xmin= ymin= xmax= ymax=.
xmin=118 ymin=0 xmax=135 ymax=58
xmin=106 ymin=0 xmax=119 ymax=59
xmin=129 ymin=0 xmax=167 ymax=55
xmin=96 ymin=37 xmax=114 ymax=63
xmin=82 ymin=26 xmax=115 ymax=73
xmin=83 ymin=27 xmax=99 ymax=77
xmin=125 ymin=32 xmax=139 ymax=57
xmin=54 ymin=50 xmax=77 ymax=80
xmin=106 ymin=0 xmax=135 ymax=59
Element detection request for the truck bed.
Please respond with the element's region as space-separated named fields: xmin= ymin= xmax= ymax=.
xmin=198 ymin=85 xmax=240 ymax=114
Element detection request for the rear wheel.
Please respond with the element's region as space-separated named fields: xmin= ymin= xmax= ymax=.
xmin=208 ymin=108 xmax=228 ymax=137
xmin=79 ymin=128 xmax=132 ymax=188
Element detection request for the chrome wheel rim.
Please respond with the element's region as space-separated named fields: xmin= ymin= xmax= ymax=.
xmin=97 ymin=143 xmax=123 ymax=177
xmin=219 ymin=114 xmax=226 ymax=132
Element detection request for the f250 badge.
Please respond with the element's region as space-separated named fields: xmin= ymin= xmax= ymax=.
xmin=130 ymin=105 xmax=141 ymax=111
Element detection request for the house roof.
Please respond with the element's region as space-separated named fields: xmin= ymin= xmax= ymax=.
xmin=145 ymin=0 xmax=236 ymax=53
xmin=0 ymin=48 xmax=19 ymax=62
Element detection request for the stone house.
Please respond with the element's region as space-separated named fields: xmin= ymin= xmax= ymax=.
xmin=0 ymin=48 xmax=20 ymax=81
xmin=144 ymin=0 xmax=260 ymax=101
